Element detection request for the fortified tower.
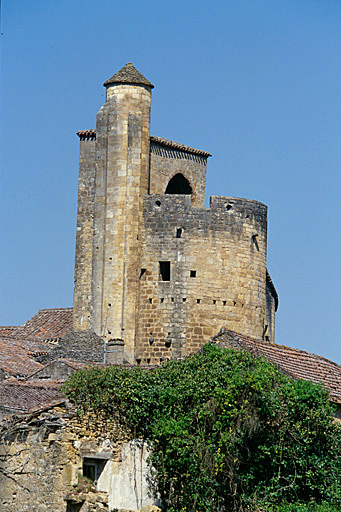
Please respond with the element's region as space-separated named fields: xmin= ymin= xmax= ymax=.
xmin=73 ymin=63 xmax=278 ymax=364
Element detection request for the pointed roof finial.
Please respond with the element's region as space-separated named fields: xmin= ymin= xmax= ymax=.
xmin=103 ymin=62 xmax=154 ymax=88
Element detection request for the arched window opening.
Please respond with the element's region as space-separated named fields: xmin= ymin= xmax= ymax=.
xmin=165 ymin=173 xmax=192 ymax=195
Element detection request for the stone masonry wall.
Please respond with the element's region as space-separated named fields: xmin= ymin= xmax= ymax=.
xmin=0 ymin=405 xmax=117 ymax=512
xmin=73 ymin=135 xmax=96 ymax=331
xmin=90 ymin=83 xmax=152 ymax=362
xmin=265 ymin=281 xmax=276 ymax=342
xmin=135 ymin=194 xmax=268 ymax=363
xmin=0 ymin=404 xmax=157 ymax=512
xmin=149 ymin=143 xmax=207 ymax=206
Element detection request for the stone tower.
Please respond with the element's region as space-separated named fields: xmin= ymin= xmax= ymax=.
xmin=73 ymin=63 xmax=153 ymax=361
xmin=73 ymin=63 xmax=278 ymax=364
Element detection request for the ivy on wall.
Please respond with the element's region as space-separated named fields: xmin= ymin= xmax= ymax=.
xmin=63 ymin=345 xmax=341 ymax=511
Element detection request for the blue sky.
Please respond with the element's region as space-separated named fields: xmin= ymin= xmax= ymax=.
xmin=1 ymin=0 xmax=340 ymax=362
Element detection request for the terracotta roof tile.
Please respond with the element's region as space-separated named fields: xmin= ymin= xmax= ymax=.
xmin=0 ymin=307 xmax=72 ymax=377
xmin=0 ymin=337 xmax=49 ymax=377
xmin=76 ymin=130 xmax=211 ymax=157
xmin=0 ymin=308 xmax=73 ymax=342
xmin=150 ymin=135 xmax=211 ymax=157
xmin=0 ymin=381 xmax=63 ymax=413
xmin=77 ymin=129 xmax=96 ymax=141
xmin=212 ymin=330 xmax=341 ymax=404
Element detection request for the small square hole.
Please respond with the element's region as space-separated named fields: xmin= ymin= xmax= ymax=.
xmin=190 ymin=270 xmax=196 ymax=278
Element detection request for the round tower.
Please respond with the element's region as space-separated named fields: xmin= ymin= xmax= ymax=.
xmin=90 ymin=63 xmax=153 ymax=361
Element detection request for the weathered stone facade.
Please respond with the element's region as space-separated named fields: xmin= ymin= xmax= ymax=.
xmin=0 ymin=402 xmax=158 ymax=512
xmin=137 ymin=195 xmax=269 ymax=362
xmin=73 ymin=134 xmax=96 ymax=333
xmin=149 ymin=140 xmax=207 ymax=206
xmin=73 ymin=63 xmax=278 ymax=364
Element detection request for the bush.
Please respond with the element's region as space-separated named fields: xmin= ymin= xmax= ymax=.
xmin=63 ymin=345 xmax=341 ymax=511
xmin=268 ymin=503 xmax=337 ymax=511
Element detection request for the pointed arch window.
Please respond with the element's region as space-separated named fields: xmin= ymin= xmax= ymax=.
xmin=165 ymin=173 xmax=192 ymax=195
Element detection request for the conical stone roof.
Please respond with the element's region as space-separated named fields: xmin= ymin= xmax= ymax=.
xmin=103 ymin=62 xmax=154 ymax=88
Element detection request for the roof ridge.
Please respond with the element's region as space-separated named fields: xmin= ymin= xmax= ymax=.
xmin=76 ymin=130 xmax=211 ymax=157
xmin=36 ymin=308 xmax=73 ymax=312
xmin=223 ymin=329 xmax=341 ymax=369
xmin=150 ymin=135 xmax=211 ymax=157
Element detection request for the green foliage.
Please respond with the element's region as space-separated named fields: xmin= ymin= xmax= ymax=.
xmin=62 ymin=345 xmax=341 ymax=511
xmin=71 ymin=473 xmax=96 ymax=494
xmin=266 ymin=504 xmax=337 ymax=512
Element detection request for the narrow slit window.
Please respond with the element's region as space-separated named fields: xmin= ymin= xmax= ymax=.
xmin=252 ymin=234 xmax=260 ymax=251
xmin=159 ymin=261 xmax=170 ymax=281
xmin=190 ymin=270 xmax=196 ymax=278
xmin=176 ymin=228 xmax=182 ymax=238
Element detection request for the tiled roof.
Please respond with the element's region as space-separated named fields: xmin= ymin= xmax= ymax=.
xmin=0 ymin=380 xmax=63 ymax=413
xmin=76 ymin=130 xmax=211 ymax=157
xmin=43 ymin=330 xmax=105 ymax=363
xmin=77 ymin=129 xmax=96 ymax=141
xmin=0 ymin=326 xmax=18 ymax=335
xmin=150 ymin=135 xmax=211 ymax=157
xmin=0 ymin=336 xmax=51 ymax=377
xmin=0 ymin=308 xmax=73 ymax=342
xmin=103 ymin=62 xmax=154 ymax=88
xmin=212 ymin=330 xmax=341 ymax=404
